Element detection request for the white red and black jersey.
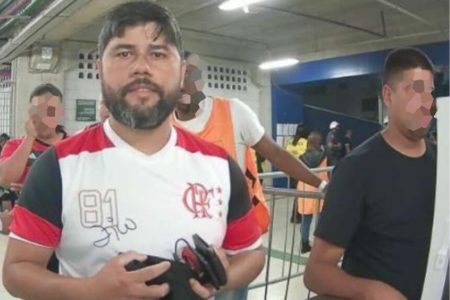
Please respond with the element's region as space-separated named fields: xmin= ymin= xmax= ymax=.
xmin=10 ymin=120 xmax=262 ymax=277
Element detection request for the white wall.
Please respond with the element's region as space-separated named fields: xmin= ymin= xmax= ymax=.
xmin=199 ymin=56 xmax=271 ymax=129
xmin=11 ymin=40 xmax=272 ymax=136
xmin=62 ymin=41 xmax=100 ymax=134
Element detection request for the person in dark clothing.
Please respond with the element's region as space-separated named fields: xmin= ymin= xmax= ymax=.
xmin=0 ymin=133 xmax=10 ymax=153
xmin=325 ymin=121 xmax=342 ymax=167
xmin=343 ymin=129 xmax=353 ymax=156
xmin=297 ymin=132 xmax=327 ymax=254
xmin=286 ymin=123 xmax=310 ymax=223
xmin=305 ymin=48 xmax=437 ymax=300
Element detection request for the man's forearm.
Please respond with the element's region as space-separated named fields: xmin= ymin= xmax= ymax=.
xmin=304 ymin=262 xmax=372 ymax=300
xmin=4 ymin=262 xmax=92 ymax=300
xmin=272 ymin=148 xmax=322 ymax=188
xmin=221 ymin=249 xmax=265 ymax=292
xmin=0 ymin=137 xmax=34 ymax=185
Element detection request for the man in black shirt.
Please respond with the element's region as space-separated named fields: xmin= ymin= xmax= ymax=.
xmin=305 ymin=48 xmax=437 ymax=300
xmin=343 ymin=129 xmax=353 ymax=156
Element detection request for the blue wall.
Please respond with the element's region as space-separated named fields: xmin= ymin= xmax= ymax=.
xmin=271 ymin=84 xmax=305 ymax=138
xmin=272 ymin=41 xmax=449 ymax=85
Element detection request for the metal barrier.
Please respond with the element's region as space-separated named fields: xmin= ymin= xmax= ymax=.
xmin=248 ymin=167 xmax=332 ymax=300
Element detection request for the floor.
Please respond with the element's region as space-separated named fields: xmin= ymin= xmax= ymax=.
xmin=0 ymin=196 xmax=316 ymax=300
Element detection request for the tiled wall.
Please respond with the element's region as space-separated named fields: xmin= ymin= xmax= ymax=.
xmin=201 ymin=56 xmax=262 ymax=117
xmin=63 ymin=47 xmax=100 ymax=134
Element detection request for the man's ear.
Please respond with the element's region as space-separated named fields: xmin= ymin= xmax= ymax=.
xmin=96 ymin=59 xmax=103 ymax=81
xmin=180 ymin=59 xmax=187 ymax=89
xmin=382 ymin=84 xmax=393 ymax=108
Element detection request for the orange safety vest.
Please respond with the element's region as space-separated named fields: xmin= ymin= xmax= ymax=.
xmin=173 ymin=98 xmax=270 ymax=232
xmin=296 ymin=157 xmax=327 ymax=215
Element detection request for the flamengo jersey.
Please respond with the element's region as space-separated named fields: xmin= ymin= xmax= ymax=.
xmin=10 ymin=120 xmax=262 ymax=278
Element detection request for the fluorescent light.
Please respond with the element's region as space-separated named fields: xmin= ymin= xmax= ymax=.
xmin=259 ymin=58 xmax=299 ymax=70
xmin=219 ymin=0 xmax=265 ymax=11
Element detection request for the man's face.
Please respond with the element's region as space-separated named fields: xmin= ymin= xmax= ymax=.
xmin=384 ymin=68 xmax=435 ymax=139
xmin=98 ymin=22 xmax=185 ymax=129
xmin=180 ymin=54 xmax=205 ymax=106
xmin=29 ymin=92 xmax=64 ymax=132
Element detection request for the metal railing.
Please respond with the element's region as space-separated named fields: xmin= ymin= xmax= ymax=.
xmin=248 ymin=167 xmax=333 ymax=300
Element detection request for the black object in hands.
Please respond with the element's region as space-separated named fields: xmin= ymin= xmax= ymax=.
xmin=125 ymin=255 xmax=201 ymax=300
xmin=190 ymin=234 xmax=227 ymax=289
xmin=124 ymin=234 xmax=227 ymax=300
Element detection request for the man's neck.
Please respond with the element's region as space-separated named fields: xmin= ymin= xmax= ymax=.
xmin=37 ymin=130 xmax=63 ymax=145
xmin=175 ymin=94 xmax=206 ymax=122
xmin=175 ymin=105 xmax=198 ymax=121
xmin=109 ymin=117 xmax=172 ymax=155
xmin=382 ymin=126 xmax=426 ymax=158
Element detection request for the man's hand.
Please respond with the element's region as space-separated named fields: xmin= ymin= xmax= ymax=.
xmin=0 ymin=209 xmax=12 ymax=234
xmin=190 ymin=247 xmax=230 ymax=299
xmin=88 ymin=251 xmax=171 ymax=300
xmin=362 ymin=281 xmax=406 ymax=300
xmin=25 ymin=118 xmax=38 ymax=140
xmin=9 ymin=183 xmax=23 ymax=194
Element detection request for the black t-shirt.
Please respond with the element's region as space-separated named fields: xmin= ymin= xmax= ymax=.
xmin=326 ymin=131 xmax=343 ymax=163
xmin=315 ymin=133 xmax=436 ymax=300
xmin=343 ymin=136 xmax=352 ymax=154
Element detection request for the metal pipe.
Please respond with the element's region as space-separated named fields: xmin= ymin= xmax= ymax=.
xmin=0 ymin=0 xmax=30 ymax=27
xmin=182 ymin=26 xmax=268 ymax=48
xmin=0 ymin=0 xmax=88 ymax=63
xmin=0 ymin=0 xmax=49 ymax=34
xmin=259 ymin=166 xmax=333 ymax=179
xmin=380 ymin=10 xmax=387 ymax=37
xmin=374 ymin=0 xmax=435 ymax=28
xmin=257 ymin=5 xmax=386 ymax=38
xmin=264 ymin=187 xmax=324 ymax=199
xmin=249 ymin=272 xmax=304 ymax=289
xmin=263 ymin=196 xmax=277 ymax=300
xmin=0 ymin=1 xmax=17 ymax=16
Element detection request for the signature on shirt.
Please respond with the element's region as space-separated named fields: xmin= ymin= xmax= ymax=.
xmin=90 ymin=218 xmax=138 ymax=248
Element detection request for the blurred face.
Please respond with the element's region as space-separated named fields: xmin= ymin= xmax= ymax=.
xmin=177 ymin=54 xmax=205 ymax=114
xmin=98 ymin=22 xmax=185 ymax=129
xmin=383 ymin=68 xmax=435 ymax=140
xmin=180 ymin=54 xmax=204 ymax=104
xmin=29 ymin=92 xmax=64 ymax=134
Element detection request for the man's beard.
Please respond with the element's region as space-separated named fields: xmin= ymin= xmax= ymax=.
xmin=102 ymin=78 xmax=181 ymax=130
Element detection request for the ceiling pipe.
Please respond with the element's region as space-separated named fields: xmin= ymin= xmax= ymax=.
xmin=0 ymin=0 xmax=31 ymax=27
xmin=0 ymin=0 xmax=91 ymax=63
xmin=374 ymin=0 xmax=436 ymax=28
xmin=0 ymin=0 xmax=18 ymax=16
xmin=257 ymin=5 xmax=386 ymax=38
xmin=0 ymin=0 xmax=50 ymax=34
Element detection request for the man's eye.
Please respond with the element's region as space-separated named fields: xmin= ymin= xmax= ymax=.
xmin=151 ymin=52 xmax=166 ymax=59
xmin=117 ymin=51 xmax=131 ymax=58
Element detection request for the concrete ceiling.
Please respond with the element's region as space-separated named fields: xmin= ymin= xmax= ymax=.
xmin=1 ymin=0 xmax=449 ymax=63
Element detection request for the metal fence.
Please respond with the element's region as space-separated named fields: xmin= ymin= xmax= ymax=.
xmin=0 ymin=69 xmax=13 ymax=136
xmin=248 ymin=167 xmax=333 ymax=300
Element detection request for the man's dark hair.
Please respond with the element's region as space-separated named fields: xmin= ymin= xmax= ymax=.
xmin=29 ymin=83 xmax=63 ymax=102
xmin=98 ymin=1 xmax=184 ymax=57
xmin=383 ymin=48 xmax=434 ymax=86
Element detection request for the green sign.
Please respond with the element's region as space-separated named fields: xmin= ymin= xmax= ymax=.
xmin=76 ymin=99 xmax=96 ymax=122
